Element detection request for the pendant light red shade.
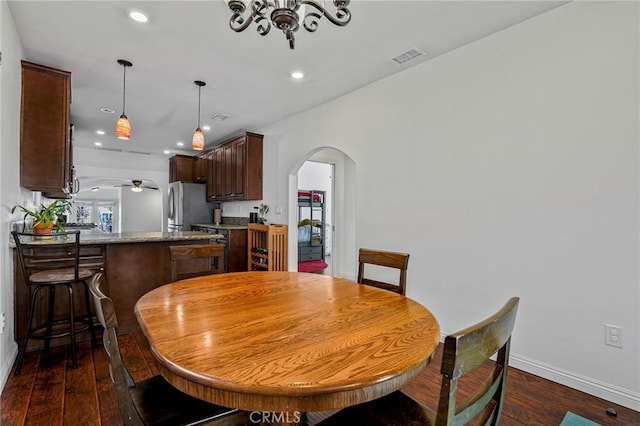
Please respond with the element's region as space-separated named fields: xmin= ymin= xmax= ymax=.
xmin=116 ymin=114 xmax=131 ymax=140
xmin=116 ymin=59 xmax=133 ymax=140
xmin=192 ymin=127 xmax=205 ymax=150
xmin=193 ymin=80 xmax=206 ymax=150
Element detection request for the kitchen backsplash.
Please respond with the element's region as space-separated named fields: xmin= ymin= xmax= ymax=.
xmin=222 ymin=216 xmax=249 ymax=226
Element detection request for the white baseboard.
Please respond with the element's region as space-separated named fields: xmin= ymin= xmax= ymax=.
xmin=509 ymin=353 xmax=640 ymax=411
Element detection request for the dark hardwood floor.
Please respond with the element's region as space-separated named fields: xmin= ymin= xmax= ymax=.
xmin=2 ymin=333 xmax=639 ymax=425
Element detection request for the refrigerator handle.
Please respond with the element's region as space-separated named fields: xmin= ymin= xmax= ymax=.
xmin=168 ymin=185 xmax=175 ymax=220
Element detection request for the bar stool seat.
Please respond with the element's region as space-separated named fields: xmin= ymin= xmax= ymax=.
xmin=29 ymin=267 xmax=95 ymax=284
xmin=12 ymin=230 xmax=98 ymax=375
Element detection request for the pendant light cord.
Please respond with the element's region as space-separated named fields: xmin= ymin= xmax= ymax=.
xmin=197 ymin=85 xmax=201 ymax=128
xmin=122 ymin=65 xmax=127 ymax=115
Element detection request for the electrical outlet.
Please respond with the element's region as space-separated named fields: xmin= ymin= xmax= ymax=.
xmin=0 ymin=312 xmax=5 ymax=334
xmin=605 ymin=324 xmax=623 ymax=348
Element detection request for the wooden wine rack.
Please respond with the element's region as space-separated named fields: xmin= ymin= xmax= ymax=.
xmin=247 ymin=224 xmax=288 ymax=271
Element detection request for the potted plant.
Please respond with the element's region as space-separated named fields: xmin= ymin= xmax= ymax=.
xmin=258 ymin=203 xmax=269 ymax=224
xmin=11 ymin=199 xmax=72 ymax=234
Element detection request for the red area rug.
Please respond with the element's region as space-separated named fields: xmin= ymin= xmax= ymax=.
xmin=298 ymin=260 xmax=328 ymax=273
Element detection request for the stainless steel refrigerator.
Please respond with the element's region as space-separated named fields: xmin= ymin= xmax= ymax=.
xmin=167 ymin=182 xmax=213 ymax=232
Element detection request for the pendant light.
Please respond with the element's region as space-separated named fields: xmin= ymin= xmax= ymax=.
xmin=192 ymin=80 xmax=206 ymax=150
xmin=116 ymin=59 xmax=133 ymax=140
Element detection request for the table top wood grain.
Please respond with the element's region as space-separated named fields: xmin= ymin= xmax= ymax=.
xmin=134 ymin=271 xmax=440 ymax=412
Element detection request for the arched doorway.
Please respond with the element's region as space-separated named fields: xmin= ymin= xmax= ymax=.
xmin=288 ymin=147 xmax=357 ymax=278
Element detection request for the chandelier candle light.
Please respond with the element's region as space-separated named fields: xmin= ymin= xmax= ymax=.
xmin=192 ymin=80 xmax=206 ymax=151
xmin=115 ymin=59 xmax=133 ymax=140
xmin=224 ymin=0 xmax=351 ymax=50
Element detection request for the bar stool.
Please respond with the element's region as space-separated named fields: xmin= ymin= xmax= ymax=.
xmin=12 ymin=230 xmax=97 ymax=375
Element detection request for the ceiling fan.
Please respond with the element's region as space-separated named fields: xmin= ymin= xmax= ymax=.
xmin=116 ymin=179 xmax=160 ymax=192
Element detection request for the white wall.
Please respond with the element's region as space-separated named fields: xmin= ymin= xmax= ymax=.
xmin=74 ymin=147 xmax=168 ymax=231
xmin=120 ymin=188 xmax=163 ymax=233
xmin=0 ymin=0 xmax=25 ymax=389
xmin=257 ymin=2 xmax=639 ymax=409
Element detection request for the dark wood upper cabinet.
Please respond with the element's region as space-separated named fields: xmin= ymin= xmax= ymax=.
xmin=169 ymin=153 xmax=208 ymax=184
xmin=206 ymin=132 xmax=262 ymax=202
xmin=20 ymin=61 xmax=73 ymax=196
xmin=169 ymin=154 xmax=195 ymax=183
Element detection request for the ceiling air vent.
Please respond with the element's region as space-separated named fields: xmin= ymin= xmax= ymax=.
xmin=126 ymin=150 xmax=151 ymax=156
xmin=211 ymin=113 xmax=230 ymax=121
xmin=391 ymin=48 xmax=426 ymax=65
xmin=97 ymin=147 xmax=123 ymax=153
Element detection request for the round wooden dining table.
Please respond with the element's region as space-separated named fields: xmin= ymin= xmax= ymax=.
xmin=134 ymin=271 xmax=440 ymax=413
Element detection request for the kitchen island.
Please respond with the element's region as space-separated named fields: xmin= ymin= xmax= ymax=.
xmin=13 ymin=231 xmax=221 ymax=350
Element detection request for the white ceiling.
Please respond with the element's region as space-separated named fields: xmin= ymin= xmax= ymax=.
xmin=8 ymin=0 xmax=565 ymax=158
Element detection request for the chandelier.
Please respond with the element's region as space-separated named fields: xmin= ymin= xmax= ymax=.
xmin=224 ymin=0 xmax=351 ymax=49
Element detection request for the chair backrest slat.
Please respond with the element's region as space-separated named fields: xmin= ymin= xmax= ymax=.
xmin=170 ymin=244 xmax=224 ymax=281
xmin=12 ymin=230 xmax=82 ymax=281
xmin=436 ymin=297 xmax=520 ymax=426
xmin=88 ymin=273 xmax=143 ymax=426
xmin=357 ymin=248 xmax=410 ymax=295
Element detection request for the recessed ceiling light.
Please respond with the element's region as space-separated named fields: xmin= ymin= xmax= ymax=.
xmin=129 ymin=10 xmax=148 ymax=23
xmin=100 ymin=107 xmax=115 ymax=114
xmin=94 ymin=142 xmax=102 ymax=146
xmin=176 ymin=141 xmax=184 ymax=147
xmin=291 ymin=71 xmax=304 ymax=79
xmin=202 ymin=125 xmax=211 ymax=131
xmin=163 ymin=150 xmax=171 ymax=155
xmin=91 ymin=187 xmax=100 ymax=192
xmin=96 ymin=130 xmax=105 ymax=135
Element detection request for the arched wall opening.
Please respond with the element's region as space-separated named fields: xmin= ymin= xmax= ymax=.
xmin=287 ymin=147 xmax=357 ymax=278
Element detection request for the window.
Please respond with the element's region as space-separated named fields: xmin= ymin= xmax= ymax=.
xmin=72 ymin=199 xmax=116 ymax=233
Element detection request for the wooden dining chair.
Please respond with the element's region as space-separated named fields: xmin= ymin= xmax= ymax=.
xmin=317 ymin=297 xmax=520 ymax=426
xmin=357 ymin=248 xmax=410 ymax=295
xmin=169 ymin=243 xmax=225 ymax=281
xmin=87 ymin=273 xmax=249 ymax=426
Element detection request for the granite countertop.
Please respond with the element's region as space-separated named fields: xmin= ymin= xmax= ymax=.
xmin=79 ymin=231 xmax=224 ymax=244
xmin=191 ymin=223 xmax=248 ymax=230
xmin=10 ymin=231 xmax=223 ymax=246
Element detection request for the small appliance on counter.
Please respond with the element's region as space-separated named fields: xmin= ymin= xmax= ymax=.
xmin=167 ymin=182 xmax=213 ymax=232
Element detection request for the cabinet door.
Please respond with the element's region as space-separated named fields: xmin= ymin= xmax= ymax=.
xmin=232 ymin=138 xmax=246 ymax=198
xmin=206 ymin=151 xmax=215 ymax=200
xmin=20 ymin=61 xmax=71 ymax=194
xmin=223 ymin=136 xmax=247 ymax=200
xmin=226 ymin=229 xmax=248 ymax=272
xmin=193 ymin=154 xmax=207 ymax=183
xmin=213 ymin=148 xmax=225 ymax=200
xmin=224 ymin=144 xmax=234 ymax=197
